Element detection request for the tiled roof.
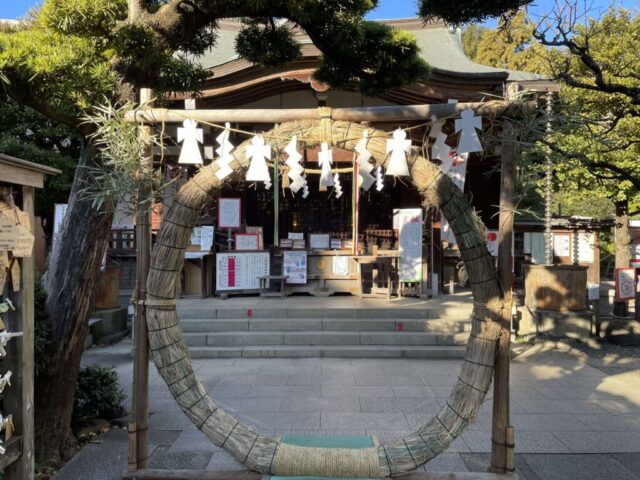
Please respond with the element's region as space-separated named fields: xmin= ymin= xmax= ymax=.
xmin=192 ymin=18 xmax=545 ymax=82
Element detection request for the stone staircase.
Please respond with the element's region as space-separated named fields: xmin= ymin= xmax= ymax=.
xmin=178 ymin=304 xmax=472 ymax=358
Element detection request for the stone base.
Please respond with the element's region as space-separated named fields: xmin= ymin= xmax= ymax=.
xmin=89 ymin=306 xmax=130 ymax=346
xmin=516 ymin=307 xmax=593 ymax=341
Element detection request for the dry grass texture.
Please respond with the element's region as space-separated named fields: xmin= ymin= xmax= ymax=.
xmin=145 ymin=120 xmax=504 ymax=477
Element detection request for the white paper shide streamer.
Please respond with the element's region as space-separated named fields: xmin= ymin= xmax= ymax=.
xmin=455 ymin=109 xmax=483 ymax=153
xmin=302 ymin=175 xmax=310 ymax=199
xmin=375 ymin=166 xmax=384 ymax=191
xmin=333 ymin=173 xmax=343 ymax=198
xmin=385 ymin=128 xmax=411 ymax=176
xmin=177 ymin=119 xmax=203 ymax=165
xmin=318 ymin=142 xmax=334 ymax=190
xmin=245 ymin=134 xmax=272 ymax=189
xmin=285 ymin=136 xmax=305 ymax=194
xmin=214 ymin=122 xmax=234 ymax=180
xmin=355 ymin=131 xmax=375 ymax=191
xmin=441 ymin=152 xmax=469 ymax=244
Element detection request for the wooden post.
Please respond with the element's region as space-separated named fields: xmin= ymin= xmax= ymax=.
xmin=490 ymin=122 xmax=515 ymax=473
xmin=130 ymin=87 xmax=153 ymax=470
xmin=9 ymin=186 xmax=35 ymax=480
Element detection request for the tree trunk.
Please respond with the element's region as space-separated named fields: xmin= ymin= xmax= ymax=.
xmin=614 ymin=199 xmax=631 ymax=316
xmin=35 ymin=140 xmax=115 ymax=465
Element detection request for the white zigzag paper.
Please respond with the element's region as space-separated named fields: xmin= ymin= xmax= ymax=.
xmin=333 ymin=173 xmax=343 ymax=198
xmin=285 ymin=135 xmax=305 ymax=193
xmin=318 ymin=142 xmax=334 ymax=189
xmin=355 ymin=131 xmax=375 ymax=191
xmin=214 ymin=122 xmax=234 ymax=180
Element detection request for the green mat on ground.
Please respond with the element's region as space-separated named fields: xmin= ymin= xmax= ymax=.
xmin=271 ymin=435 xmax=380 ymax=480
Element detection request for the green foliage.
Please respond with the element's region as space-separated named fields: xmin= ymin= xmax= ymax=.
xmin=236 ymin=19 xmax=301 ymax=68
xmin=0 ymin=99 xmax=77 ymax=229
xmin=466 ymin=8 xmax=640 ymax=221
xmin=73 ymin=365 xmax=125 ymax=419
xmin=473 ymin=11 xmax=548 ymax=73
xmin=419 ymin=0 xmax=532 ymax=24
xmin=80 ymin=101 xmax=166 ymax=214
xmin=461 ymin=24 xmax=488 ymax=61
xmin=314 ymin=21 xmax=431 ymax=96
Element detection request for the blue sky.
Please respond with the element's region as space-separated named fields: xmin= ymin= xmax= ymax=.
xmin=1 ymin=0 xmax=637 ymax=22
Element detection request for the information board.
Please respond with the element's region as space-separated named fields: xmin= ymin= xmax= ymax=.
xmin=553 ymin=234 xmax=571 ymax=257
xmin=283 ymin=250 xmax=307 ymax=284
xmin=332 ymin=256 xmax=349 ymax=276
xmin=218 ymin=197 xmax=241 ymax=229
xmin=531 ymin=232 xmax=545 ymax=264
xmin=235 ymin=233 xmax=260 ymax=251
xmin=216 ymin=252 xmax=269 ymax=291
xmin=396 ymin=208 xmax=423 ymax=282
xmin=577 ymin=232 xmax=595 ymax=263
xmin=615 ymin=267 xmax=636 ymax=301
xmin=309 ymin=234 xmax=330 ymax=250
xmin=201 ymin=226 xmax=214 ymax=251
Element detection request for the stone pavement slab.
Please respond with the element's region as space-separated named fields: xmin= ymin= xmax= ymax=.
xmin=58 ymin=340 xmax=640 ymax=480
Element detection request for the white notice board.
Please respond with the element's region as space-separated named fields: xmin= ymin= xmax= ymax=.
xmin=201 ymin=226 xmax=214 ymax=251
xmin=218 ymin=197 xmax=241 ymax=229
xmin=531 ymin=232 xmax=545 ymax=264
xmin=553 ymin=234 xmax=571 ymax=257
xmin=577 ymin=232 xmax=595 ymax=263
xmin=216 ymin=252 xmax=269 ymax=291
xmin=283 ymin=250 xmax=307 ymax=284
xmin=397 ymin=208 xmax=423 ymax=282
xmin=309 ymin=234 xmax=330 ymax=250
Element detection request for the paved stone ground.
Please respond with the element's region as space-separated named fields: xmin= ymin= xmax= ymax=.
xmin=55 ymin=341 xmax=640 ymax=480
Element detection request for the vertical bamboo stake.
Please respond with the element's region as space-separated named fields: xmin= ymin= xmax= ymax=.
xmin=352 ymin=152 xmax=359 ymax=255
xmin=273 ymin=154 xmax=279 ymax=247
xmin=490 ymin=121 xmax=515 ymax=473
xmin=130 ymin=87 xmax=153 ymax=470
xmin=544 ymin=92 xmax=554 ymax=266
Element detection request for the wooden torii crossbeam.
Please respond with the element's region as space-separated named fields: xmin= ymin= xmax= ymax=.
xmin=124 ymin=92 xmax=525 ymax=479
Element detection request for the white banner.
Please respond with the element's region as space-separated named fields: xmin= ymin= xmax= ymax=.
xmin=396 ymin=208 xmax=423 ymax=282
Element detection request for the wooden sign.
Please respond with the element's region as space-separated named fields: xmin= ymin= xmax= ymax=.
xmin=0 ymin=212 xmax=35 ymax=257
xmin=615 ymin=267 xmax=636 ymax=301
xmin=0 ymin=253 xmax=7 ymax=293
xmin=245 ymin=226 xmax=263 ymax=250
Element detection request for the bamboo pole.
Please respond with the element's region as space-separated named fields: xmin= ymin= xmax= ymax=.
xmin=130 ymin=87 xmax=154 ymax=470
xmin=124 ymin=102 xmax=532 ymax=124
xmin=490 ymin=122 xmax=516 ymax=473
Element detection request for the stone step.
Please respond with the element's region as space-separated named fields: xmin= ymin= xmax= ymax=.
xmin=180 ymin=317 xmax=470 ymax=333
xmin=188 ymin=345 xmax=467 ymax=358
xmin=178 ymin=306 xmax=471 ymax=321
xmin=183 ymin=331 xmax=470 ymax=347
